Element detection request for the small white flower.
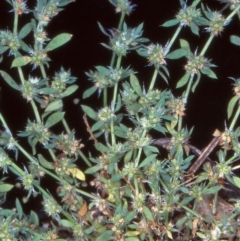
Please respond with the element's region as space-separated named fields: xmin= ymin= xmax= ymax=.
xmin=29 ymin=76 xmax=40 ymax=84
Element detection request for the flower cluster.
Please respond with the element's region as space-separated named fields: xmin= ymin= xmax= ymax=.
xmin=0 ymin=30 xmax=20 ymax=55
xmin=102 ymin=23 xmax=147 ymax=57
xmin=176 ymin=6 xmax=201 ymax=26
xmin=146 ymin=43 xmax=168 ymax=67
xmin=108 ymin=0 xmax=136 ymax=15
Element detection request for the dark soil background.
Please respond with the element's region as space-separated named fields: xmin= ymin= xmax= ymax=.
xmin=0 ymin=0 xmax=240 ymax=216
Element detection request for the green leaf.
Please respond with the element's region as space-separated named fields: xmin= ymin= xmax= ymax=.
xmin=166 ymin=49 xmax=187 ymax=59
xmin=190 ymin=22 xmax=199 ymax=35
xmin=0 ymin=46 xmax=9 ymax=54
xmin=85 ymin=165 xmax=101 ymax=174
xmin=139 ymin=154 xmax=157 ymax=168
xmin=0 ymin=184 xmax=13 ymax=192
xmin=16 ymin=198 xmax=23 ymax=219
xmin=83 ymin=86 xmax=97 ymax=99
xmin=233 ymin=176 xmax=240 ymax=189
xmin=95 ymin=143 xmax=108 ymax=152
xmin=45 ymin=112 xmax=65 ymax=128
xmin=95 ymin=66 xmax=109 ymax=75
xmin=60 ymin=219 xmax=74 ymax=228
xmin=18 ymin=22 xmax=32 ymax=39
xmin=200 ymin=67 xmax=217 ymax=79
xmin=81 ymin=105 xmax=98 ymax=120
xmin=176 ymin=72 xmax=190 ymax=88
xmin=161 ymin=19 xmax=179 ymax=27
xmin=228 ymin=96 xmax=239 ymax=119
xmin=30 ymin=211 xmax=39 ymax=226
xmin=91 ymin=120 xmax=104 ymax=132
xmin=143 ymin=205 xmax=154 ymax=221
xmin=130 ymin=74 xmax=143 ymax=96
xmin=62 ymin=84 xmax=78 ymax=97
xmin=96 ymin=230 xmax=113 ymax=241
xmin=125 ymin=237 xmax=139 ymax=241
xmin=191 ymin=72 xmax=201 ymax=93
xmin=45 ymin=99 xmax=63 ymax=113
xmin=97 ymin=22 xmax=109 ymax=36
xmin=230 ymin=35 xmax=240 ymax=46
xmin=11 ymin=56 xmax=32 ymax=67
xmin=179 ymin=39 xmax=191 ymax=54
xmin=38 ymin=154 xmax=54 ymax=170
xmin=19 ymin=40 xmax=31 ymax=53
xmin=0 ymin=70 xmax=20 ymax=91
xmin=45 ymin=33 xmax=72 ymax=51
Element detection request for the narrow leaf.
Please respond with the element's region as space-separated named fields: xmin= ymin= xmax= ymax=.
xmin=230 ymin=35 xmax=240 ymax=46
xmin=0 ymin=70 xmax=20 ymax=91
xmin=45 ymin=33 xmax=72 ymax=51
xmin=38 ymin=154 xmax=54 ymax=170
xmin=45 ymin=99 xmax=63 ymax=113
xmin=96 ymin=231 xmax=113 ymax=241
xmin=233 ymin=176 xmax=240 ymax=189
xmin=161 ymin=19 xmax=179 ymax=27
xmin=0 ymin=184 xmax=13 ymax=192
xmin=11 ymin=56 xmax=31 ymax=67
xmin=60 ymin=219 xmax=74 ymax=228
xmin=143 ymin=205 xmax=154 ymax=221
xmin=45 ymin=112 xmax=65 ymax=128
xmin=62 ymin=84 xmax=78 ymax=97
xmin=16 ymin=198 xmax=23 ymax=219
xmin=18 ymin=22 xmax=32 ymax=39
xmin=81 ymin=105 xmax=98 ymax=120
xmin=227 ymin=96 xmax=239 ymax=119
xmin=139 ymin=154 xmax=157 ymax=168
xmin=176 ymin=72 xmax=190 ymax=88
xmin=83 ymin=86 xmax=97 ymax=99
xmin=166 ymin=49 xmax=187 ymax=59
xmin=85 ymin=165 xmax=101 ymax=174
xmin=130 ymin=74 xmax=143 ymax=96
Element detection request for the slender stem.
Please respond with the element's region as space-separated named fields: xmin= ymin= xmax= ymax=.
xmin=13 ymin=11 xmax=18 ymax=35
xmin=229 ymin=105 xmax=240 ymax=131
xmin=62 ymin=117 xmax=71 ymax=134
xmin=192 ymin=0 xmax=201 ymax=7
xmin=184 ymin=74 xmax=193 ymax=99
xmin=40 ymin=64 xmax=47 ymax=79
xmin=77 ymin=150 xmax=92 ymax=167
xmin=135 ymin=129 xmax=146 ymax=166
xmin=167 ymin=25 xmax=182 ymax=51
xmin=103 ymin=88 xmax=107 ymax=107
xmin=226 ymin=5 xmax=240 ymax=21
xmin=200 ymin=34 xmax=214 ymax=56
xmin=30 ymin=101 xmax=41 ymax=123
xmin=118 ymin=12 xmax=125 ymax=30
xmin=148 ymin=69 xmax=158 ymax=92
xmin=17 ymin=67 xmax=25 ymax=85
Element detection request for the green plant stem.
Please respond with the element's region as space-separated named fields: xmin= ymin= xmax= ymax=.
xmin=184 ymin=74 xmax=194 ymax=99
xmin=13 ymin=11 xmax=18 ymax=35
xmin=62 ymin=117 xmax=71 ymax=134
xmin=148 ymin=69 xmax=158 ymax=92
xmin=226 ymin=5 xmax=240 ymax=21
xmin=192 ymin=0 xmax=201 ymax=7
xmin=103 ymin=88 xmax=108 ymax=107
xmin=36 ymin=184 xmax=75 ymax=223
xmin=118 ymin=12 xmax=125 ymax=30
xmin=167 ymin=25 xmax=182 ymax=51
xmin=229 ymin=105 xmax=240 ymax=131
xmin=17 ymin=67 xmax=25 ymax=85
xmin=40 ymin=64 xmax=47 ymax=79
xmin=178 ymin=116 xmax=182 ymax=132
xmin=30 ymin=101 xmax=42 ymax=123
xmin=200 ymin=34 xmax=214 ymax=56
